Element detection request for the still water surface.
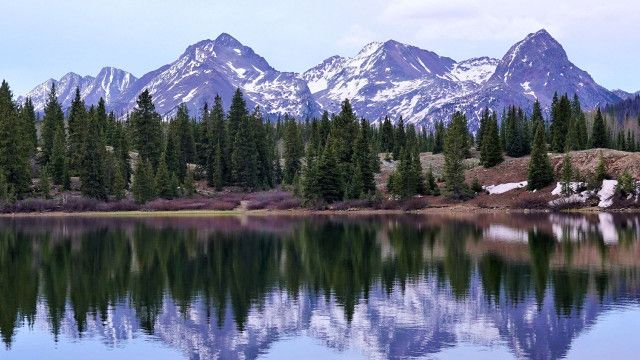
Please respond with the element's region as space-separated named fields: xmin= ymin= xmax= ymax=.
xmin=1 ymin=213 xmax=639 ymax=359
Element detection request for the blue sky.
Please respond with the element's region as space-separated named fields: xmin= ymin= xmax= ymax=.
xmin=2 ymin=0 xmax=638 ymax=95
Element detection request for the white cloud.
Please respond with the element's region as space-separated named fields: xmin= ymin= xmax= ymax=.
xmin=377 ymin=0 xmax=638 ymax=43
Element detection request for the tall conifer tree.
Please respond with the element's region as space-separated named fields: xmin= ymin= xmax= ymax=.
xmin=131 ymin=90 xmax=163 ymax=169
xmin=444 ymin=112 xmax=469 ymax=198
xmin=41 ymin=84 xmax=65 ymax=164
xmin=0 ymin=81 xmax=30 ymax=196
xmin=80 ymin=108 xmax=108 ymax=200
xmin=528 ymin=123 xmax=554 ymax=190
xmin=591 ymin=108 xmax=607 ymax=148
xmin=67 ymin=88 xmax=87 ymax=175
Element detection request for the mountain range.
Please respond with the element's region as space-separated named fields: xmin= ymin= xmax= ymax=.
xmin=18 ymin=29 xmax=629 ymax=130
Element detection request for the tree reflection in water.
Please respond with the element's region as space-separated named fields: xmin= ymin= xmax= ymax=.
xmin=0 ymin=213 xmax=639 ymax=359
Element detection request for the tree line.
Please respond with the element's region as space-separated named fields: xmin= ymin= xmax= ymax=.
xmin=0 ymin=78 xmax=635 ymax=206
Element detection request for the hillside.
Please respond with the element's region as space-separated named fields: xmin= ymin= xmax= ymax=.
xmin=376 ymin=148 xmax=640 ymax=210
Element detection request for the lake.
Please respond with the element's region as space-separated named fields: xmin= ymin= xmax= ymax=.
xmin=1 ymin=213 xmax=639 ymax=359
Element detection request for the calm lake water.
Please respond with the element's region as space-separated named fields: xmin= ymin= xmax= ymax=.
xmin=1 ymin=213 xmax=639 ymax=360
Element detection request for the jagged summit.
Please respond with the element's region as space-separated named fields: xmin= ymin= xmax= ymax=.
xmin=215 ymin=32 xmax=242 ymax=46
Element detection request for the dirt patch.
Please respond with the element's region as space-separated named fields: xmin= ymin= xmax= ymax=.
xmin=465 ymin=148 xmax=640 ymax=187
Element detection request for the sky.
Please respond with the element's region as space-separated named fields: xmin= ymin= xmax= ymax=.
xmin=2 ymin=0 xmax=638 ymax=95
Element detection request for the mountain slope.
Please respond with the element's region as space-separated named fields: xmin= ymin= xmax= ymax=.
xmin=612 ymin=89 xmax=640 ymax=100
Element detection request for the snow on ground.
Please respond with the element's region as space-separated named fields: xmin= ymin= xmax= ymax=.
xmin=598 ymin=180 xmax=618 ymax=208
xmin=483 ymin=181 xmax=527 ymax=195
xmin=551 ymin=182 xmax=585 ymax=196
xmin=548 ymin=191 xmax=593 ymax=208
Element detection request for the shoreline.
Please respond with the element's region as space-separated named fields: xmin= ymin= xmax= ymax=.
xmin=0 ymin=205 xmax=636 ymax=218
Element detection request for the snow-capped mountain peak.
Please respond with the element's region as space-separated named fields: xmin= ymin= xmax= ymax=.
xmin=20 ymin=29 xmax=621 ymax=129
xmin=118 ymin=33 xmax=318 ymax=118
xmin=81 ymin=67 xmax=137 ymax=105
xmin=484 ymin=28 xmax=620 ymax=107
xmin=18 ymin=72 xmax=95 ymax=113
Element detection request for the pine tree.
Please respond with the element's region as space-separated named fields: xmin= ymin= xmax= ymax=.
xmin=231 ymin=99 xmax=258 ymax=190
xmin=19 ymin=97 xmax=38 ymax=156
xmin=67 ymin=88 xmax=87 ymax=175
xmin=411 ymin=146 xmax=425 ymax=195
xmin=273 ymin=148 xmax=283 ymax=186
xmin=560 ymin=154 xmax=574 ymax=196
xmin=387 ymin=147 xmax=419 ymax=198
xmin=131 ymin=90 xmax=163 ymax=169
xmin=530 ymin=99 xmax=545 ymax=141
xmin=425 ymin=165 xmax=440 ymax=196
xmin=79 ymin=110 xmax=107 ymax=200
xmin=595 ymin=151 xmax=608 ymax=182
xmin=330 ymin=99 xmax=358 ymax=180
xmin=345 ymin=164 xmax=364 ymax=199
xmin=0 ymin=80 xmax=31 ymax=196
xmin=111 ymin=162 xmax=126 ymax=200
xmin=405 ymin=124 xmax=418 ymax=153
xmin=282 ymin=116 xmax=303 ymax=185
xmin=318 ymin=111 xmax=331 ymax=147
xmin=572 ymin=95 xmax=588 ymax=150
xmin=433 ymin=120 xmax=445 ymax=154
xmin=352 ymin=119 xmax=376 ymax=196
xmin=206 ymin=94 xmax=227 ymax=187
xmin=227 ymin=89 xmax=248 ymax=183
xmin=132 ymin=160 xmax=156 ymax=204
xmin=174 ymin=104 xmax=195 ymax=180
xmin=591 ymin=108 xmax=607 ymax=148
xmin=41 ymin=84 xmax=65 ymax=164
xmin=113 ymin=121 xmax=131 ymax=186
xmin=616 ymin=130 xmax=625 ymax=150
xmin=476 ymin=108 xmax=490 ymax=151
xmin=550 ymin=93 xmax=572 ymax=152
xmin=480 ymin=110 xmax=503 ymax=168
xmin=182 ymin=169 xmax=196 ymax=197
xmin=198 ymin=102 xmax=211 ymax=171
xmin=528 ymin=123 xmax=554 ymax=190
xmin=380 ymin=116 xmax=394 ymax=153
xmin=155 ymin=156 xmax=176 ymax=199
xmin=211 ymin=142 xmax=224 ymax=191
xmin=392 ymin=117 xmax=406 ymax=160
xmin=503 ymin=106 xmax=528 ymax=157
xmin=301 ymin=145 xmax=319 ymax=202
xmin=50 ymin=124 xmax=69 ymax=188
xmin=105 ymin=111 xmax=118 ymax=146
xmin=95 ymin=98 xmax=108 ymax=139
xmin=444 ymin=112 xmax=469 ymax=198
xmin=315 ymin=141 xmax=342 ymax=203
xmin=164 ymin=128 xmax=181 ymax=180
xmin=0 ymin=171 xmax=8 ymax=203
xmin=39 ymin=167 xmax=52 ymax=199
xmin=252 ymin=108 xmax=272 ymax=189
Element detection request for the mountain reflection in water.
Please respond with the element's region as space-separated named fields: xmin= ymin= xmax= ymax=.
xmin=0 ymin=213 xmax=639 ymax=360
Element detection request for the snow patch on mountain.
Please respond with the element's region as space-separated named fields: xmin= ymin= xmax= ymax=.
xmin=448 ymin=57 xmax=499 ymax=84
